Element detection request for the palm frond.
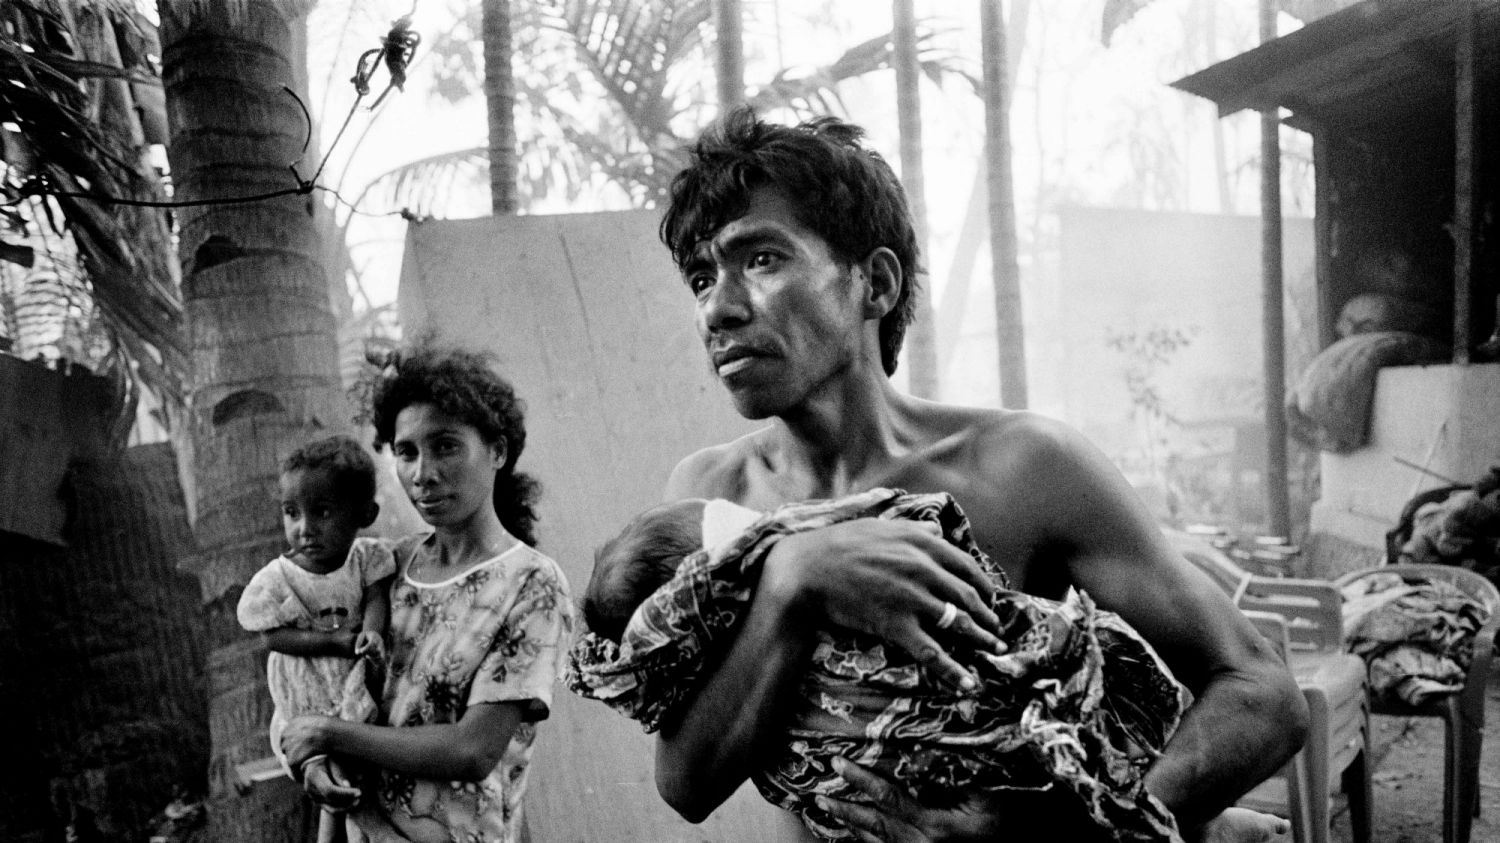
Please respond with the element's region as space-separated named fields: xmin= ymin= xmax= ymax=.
xmin=543 ymin=0 xmax=712 ymax=142
xmin=1 ymin=0 xmax=184 ymax=397
xmin=748 ymin=27 xmax=977 ymax=119
xmin=349 ymin=146 xmax=492 ymax=220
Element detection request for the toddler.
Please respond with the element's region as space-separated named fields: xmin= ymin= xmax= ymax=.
xmin=236 ymin=434 xmax=396 ymax=842
xmin=569 ymin=489 xmax=1190 ymax=842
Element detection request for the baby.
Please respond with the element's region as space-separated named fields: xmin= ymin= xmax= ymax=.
xmin=236 ymin=434 xmax=396 ymax=843
xmin=569 ymin=489 xmax=1190 ymax=842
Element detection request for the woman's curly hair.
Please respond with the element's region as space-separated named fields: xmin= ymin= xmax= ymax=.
xmin=358 ymin=344 xmax=541 ymax=546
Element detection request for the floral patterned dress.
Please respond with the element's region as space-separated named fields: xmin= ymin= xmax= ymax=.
xmin=355 ymin=534 xmax=573 ymax=843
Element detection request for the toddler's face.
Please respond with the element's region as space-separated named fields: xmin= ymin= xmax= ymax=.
xmin=279 ymin=468 xmax=365 ymax=571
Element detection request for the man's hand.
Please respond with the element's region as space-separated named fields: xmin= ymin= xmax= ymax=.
xmin=1191 ymin=808 xmax=1290 ymax=843
xmin=816 ymin=757 xmax=1000 ymax=843
xmin=762 ymin=519 xmax=1007 ymax=693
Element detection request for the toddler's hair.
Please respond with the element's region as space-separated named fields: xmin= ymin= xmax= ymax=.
xmin=585 ymin=499 xmax=706 ymax=642
xmin=281 ymin=434 xmax=378 ymax=508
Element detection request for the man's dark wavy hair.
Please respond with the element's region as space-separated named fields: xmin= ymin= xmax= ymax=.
xmin=659 ymin=107 xmax=923 ymax=376
xmin=360 ymin=344 xmax=540 ymax=546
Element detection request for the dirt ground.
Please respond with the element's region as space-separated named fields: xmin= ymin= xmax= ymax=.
xmin=1323 ymin=668 xmax=1500 ymax=842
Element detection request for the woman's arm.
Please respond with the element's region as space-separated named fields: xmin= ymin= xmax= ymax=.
xmin=263 ymin=627 xmax=356 ymax=658
xmin=281 ymin=701 xmax=524 ymax=782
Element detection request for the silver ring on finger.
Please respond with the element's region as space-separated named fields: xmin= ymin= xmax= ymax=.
xmin=935 ymin=600 xmax=959 ymax=631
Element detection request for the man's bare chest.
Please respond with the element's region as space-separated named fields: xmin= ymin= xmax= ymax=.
xmin=737 ymin=453 xmax=1052 ymax=593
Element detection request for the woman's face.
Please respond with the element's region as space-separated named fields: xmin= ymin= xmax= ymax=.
xmin=391 ymin=402 xmax=505 ymax=530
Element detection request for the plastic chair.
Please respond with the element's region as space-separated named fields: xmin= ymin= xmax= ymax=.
xmin=1168 ymin=531 xmax=1373 ymax=843
xmin=1334 ymin=563 xmax=1500 ymax=843
xmin=1240 ymin=611 xmax=1313 ymax=839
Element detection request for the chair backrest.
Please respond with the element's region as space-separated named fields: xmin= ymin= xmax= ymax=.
xmin=1237 ymin=577 xmax=1346 ymax=653
xmin=1166 ymin=529 xmax=1252 ymax=600
xmin=1337 ymin=562 xmax=1500 ymax=614
xmin=1242 ymin=609 xmax=1291 ymax=664
xmin=1169 ymin=528 xmax=1349 ymax=653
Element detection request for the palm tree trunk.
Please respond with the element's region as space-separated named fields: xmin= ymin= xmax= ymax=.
xmin=161 ymin=2 xmax=341 ymax=840
xmin=714 ymin=0 xmax=745 ymax=110
xmin=484 ymin=0 xmax=518 ymax=214
xmin=981 ymin=0 xmax=1028 ymax=409
xmin=892 ymin=0 xmax=937 ymax=398
xmin=936 ymin=0 xmax=1028 ymax=373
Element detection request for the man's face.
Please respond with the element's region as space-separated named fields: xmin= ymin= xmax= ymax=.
xmin=682 ymin=188 xmax=869 ymax=419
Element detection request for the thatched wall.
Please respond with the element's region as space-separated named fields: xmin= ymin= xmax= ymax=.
xmin=0 ymin=443 xmax=208 ymax=842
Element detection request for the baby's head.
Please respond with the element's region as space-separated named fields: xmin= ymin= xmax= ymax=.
xmin=278 ymin=434 xmax=380 ymax=570
xmin=584 ymin=499 xmax=707 ymax=642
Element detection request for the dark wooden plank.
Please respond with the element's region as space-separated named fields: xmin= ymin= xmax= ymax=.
xmin=1454 ymin=0 xmax=1478 ymax=361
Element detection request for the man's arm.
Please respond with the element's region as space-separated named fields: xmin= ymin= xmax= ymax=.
xmin=653 ymin=452 xmax=816 ymax=821
xmin=1011 ymin=417 xmax=1308 ymax=832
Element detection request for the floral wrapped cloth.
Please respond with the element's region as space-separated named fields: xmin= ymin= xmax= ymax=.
xmin=566 ymin=489 xmax=1188 ymax=841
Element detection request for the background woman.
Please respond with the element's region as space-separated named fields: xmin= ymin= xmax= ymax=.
xmin=281 ymin=346 xmax=574 ymax=843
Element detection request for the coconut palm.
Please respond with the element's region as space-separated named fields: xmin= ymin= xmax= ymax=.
xmin=159 ymin=1 xmax=344 ymax=839
xmin=409 ymin=0 xmax=971 ymax=211
xmin=484 ymin=0 xmax=518 ymax=213
xmin=981 ymin=0 xmax=1026 ymax=409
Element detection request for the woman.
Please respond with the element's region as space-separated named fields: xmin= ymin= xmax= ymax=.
xmin=281 ymin=346 xmax=574 ymax=843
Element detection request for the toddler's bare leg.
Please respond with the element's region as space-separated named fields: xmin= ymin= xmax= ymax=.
xmin=316 ymin=808 xmax=338 ymax=843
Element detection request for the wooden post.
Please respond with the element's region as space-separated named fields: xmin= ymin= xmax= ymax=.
xmin=715 ymin=0 xmax=745 ymax=111
xmin=894 ymin=0 xmax=938 ymax=398
xmin=1312 ymin=130 xmax=1337 ymax=351
xmin=1453 ymin=0 xmax=1476 ymax=363
xmin=1260 ymin=0 xmax=1290 ymax=537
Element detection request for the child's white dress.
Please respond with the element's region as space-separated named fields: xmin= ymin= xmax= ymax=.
xmin=236 ymin=536 xmax=396 ymax=773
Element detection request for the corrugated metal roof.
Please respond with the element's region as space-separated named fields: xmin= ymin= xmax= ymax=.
xmin=1171 ymin=0 xmax=1499 ymax=136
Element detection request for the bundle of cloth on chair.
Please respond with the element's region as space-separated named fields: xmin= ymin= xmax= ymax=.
xmin=568 ymin=489 xmax=1189 ymax=842
xmin=1341 ymin=571 xmax=1492 ymax=709
xmin=1387 ymin=464 xmax=1500 ymax=585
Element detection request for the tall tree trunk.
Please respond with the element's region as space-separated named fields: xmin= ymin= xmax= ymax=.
xmin=715 ymin=0 xmax=745 ymax=110
xmin=1202 ymin=0 xmax=1234 ymax=214
xmin=484 ymin=0 xmax=517 ymax=214
xmin=892 ymin=0 xmax=937 ymax=398
xmin=161 ymin=2 xmax=342 ymax=840
xmin=936 ymin=0 xmax=1028 ymax=373
xmin=980 ymin=0 xmax=1027 ymax=409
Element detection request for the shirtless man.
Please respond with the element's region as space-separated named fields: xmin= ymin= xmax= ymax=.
xmin=653 ymin=109 xmax=1306 ymax=843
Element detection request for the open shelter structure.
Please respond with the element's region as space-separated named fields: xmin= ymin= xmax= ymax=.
xmin=1173 ymin=0 xmax=1500 ymax=573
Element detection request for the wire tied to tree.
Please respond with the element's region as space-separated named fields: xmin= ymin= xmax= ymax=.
xmin=2 ymin=13 xmax=421 ymax=216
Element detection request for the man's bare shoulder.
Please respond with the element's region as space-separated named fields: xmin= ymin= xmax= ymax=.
xmin=664 ymin=428 xmax=771 ymax=501
xmin=933 ymin=406 xmax=1095 ymax=479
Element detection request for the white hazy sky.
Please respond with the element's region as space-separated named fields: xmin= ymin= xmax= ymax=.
xmin=303 ymin=0 xmax=1314 ymax=434
xmin=307 ymin=0 xmax=1308 ymax=303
